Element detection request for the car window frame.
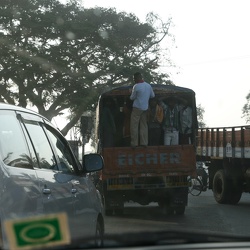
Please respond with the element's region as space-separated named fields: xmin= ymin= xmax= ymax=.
xmin=16 ymin=111 xmax=60 ymax=171
xmin=42 ymin=122 xmax=81 ymax=175
xmin=0 ymin=110 xmax=35 ymax=169
xmin=17 ymin=110 xmax=82 ymax=175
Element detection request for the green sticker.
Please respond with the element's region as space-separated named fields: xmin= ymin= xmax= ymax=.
xmin=4 ymin=213 xmax=70 ymax=250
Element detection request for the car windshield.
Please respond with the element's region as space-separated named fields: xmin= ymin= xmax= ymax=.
xmin=1 ymin=0 xmax=250 ymax=249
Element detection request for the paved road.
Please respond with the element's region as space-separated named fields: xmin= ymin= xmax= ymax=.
xmin=104 ymin=190 xmax=250 ymax=237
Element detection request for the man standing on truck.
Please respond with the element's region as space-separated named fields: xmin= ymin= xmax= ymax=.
xmin=179 ymin=99 xmax=193 ymax=144
xmin=160 ymin=97 xmax=180 ymax=145
xmin=130 ymin=72 xmax=155 ymax=147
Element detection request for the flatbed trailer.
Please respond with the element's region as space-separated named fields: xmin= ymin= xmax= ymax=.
xmin=197 ymin=126 xmax=250 ymax=204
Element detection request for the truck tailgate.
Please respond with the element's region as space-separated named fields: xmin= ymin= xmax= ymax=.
xmin=102 ymin=144 xmax=196 ymax=178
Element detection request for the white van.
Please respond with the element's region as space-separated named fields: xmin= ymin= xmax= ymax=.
xmin=0 ymin=103 xmax=104 ymax=249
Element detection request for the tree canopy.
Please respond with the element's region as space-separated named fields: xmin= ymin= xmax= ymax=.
xmin=242 ymin=93 xmax=250 ymax=124
xmin=0 ymin=0 xmax=173 ymax=135
xmin=197 ymin=104 xmax=206 ymax=128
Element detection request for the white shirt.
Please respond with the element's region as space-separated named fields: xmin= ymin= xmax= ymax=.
xmin=130 ymin=82 xmax=155 ymax=110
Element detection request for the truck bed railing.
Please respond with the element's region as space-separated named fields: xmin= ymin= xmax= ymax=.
xmin=196 ymin=125 xmax=250 ymax=159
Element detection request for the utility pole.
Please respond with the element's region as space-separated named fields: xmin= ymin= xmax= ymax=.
xmin=80 ymin=115 xmax=92 ymax=159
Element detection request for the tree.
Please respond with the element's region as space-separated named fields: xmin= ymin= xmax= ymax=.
xmin=242 ymin=93 xmax=250 ymax=124
xmin=0 ymin=0 xmax=173 ymax=136
xmin=197 ymin=104 xmax=206 ymax=128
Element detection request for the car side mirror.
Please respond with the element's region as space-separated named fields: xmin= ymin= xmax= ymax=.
xmin=82 ymin=153 xmax=104 ymax=173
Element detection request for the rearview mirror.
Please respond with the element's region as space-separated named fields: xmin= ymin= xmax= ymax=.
xmin=83 ymin=153 xmax=104 ymax=173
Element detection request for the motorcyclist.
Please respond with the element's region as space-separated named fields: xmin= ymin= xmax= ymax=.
xmin=196 ymin=162 xmax=208 ymax=191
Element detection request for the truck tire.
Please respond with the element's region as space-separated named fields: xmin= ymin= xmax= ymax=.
xmin=228 ymin=189 xmax=242 ymax=205
xmin=158 ymin=200 xmax=165 ymax=208
xmin=158 ymin=201 xmax=174 ymax=215
xmin=105 ymin=208 xmax=113 ymax=216
xmin=227 ymin=180 xmax=242 ymax=205
xmin=174 ymin=206 xmax=185 ymax=215
xmin=114 ymin=207 xmax=124 ymax=215
xmin=213 ymin=169 xmax=230 ymax=204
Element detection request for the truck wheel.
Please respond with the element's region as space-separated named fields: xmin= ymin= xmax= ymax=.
xmin=165 ymin=206 xmax=174 ymax=215
xmin=105 ymin=208 xmax=113 ymax=216
xmin=213 ymin=169 xmax=229 ymax=204
xmin=158 ymin=201 xmax=173 ymax=215
xmin=228 ymin=180 xmax=242 ymax=205
xmin=228 ymin=189 xmax=242 ymax=205
xmin=158 ymin=201 xmax=165 ymax=208
xmin=175 ymin=206 xmax=185 ymax=215
xmin=114 ymin=208 xmax=124 ymax=215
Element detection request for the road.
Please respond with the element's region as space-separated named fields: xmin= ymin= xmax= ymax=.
xmin=104 ymin=190 xmax=250 ymax=237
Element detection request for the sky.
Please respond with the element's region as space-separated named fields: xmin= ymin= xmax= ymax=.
xmin=76 ymin=0 xmax=250 ymax=128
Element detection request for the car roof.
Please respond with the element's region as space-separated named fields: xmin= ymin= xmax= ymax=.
xmin=0 ymin=102 xmax=49 ymax=121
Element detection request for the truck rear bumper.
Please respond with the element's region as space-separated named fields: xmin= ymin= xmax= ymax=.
xmin=104 ymin=187 xmax=188 ymax=207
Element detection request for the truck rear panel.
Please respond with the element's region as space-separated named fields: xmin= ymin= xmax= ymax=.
xmin=95 ymin=84 xmax=198 ymax=214
xmin=102 ymin=144 xmax=196 ymax=190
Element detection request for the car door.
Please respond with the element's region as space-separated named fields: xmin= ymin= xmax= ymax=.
xmin=43 ymin=123 xmax=99 ymax=239
xmin=17 ymin=112 xmax=74 ymax=218
xmin=65 ymin=170 xmax=100 ymax=239
xmin=0 ymin=110 xmax=41 ymax=219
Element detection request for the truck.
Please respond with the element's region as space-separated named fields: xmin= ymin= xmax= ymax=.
xmin=196 ymin=126 xmax=250 ymax=204
xmin=94 ymin=84 xmax=198 ymax=215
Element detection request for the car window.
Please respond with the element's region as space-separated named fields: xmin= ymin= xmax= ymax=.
xmin=23 ymin=119 xmax=59 ymax=170
xmin=0 ymin=111 xmax=34 ymax=169
xmin=44 ymin=125 xmax=76 ymax=174
xmin=19 ymin=121 xmax=40 ymax=169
